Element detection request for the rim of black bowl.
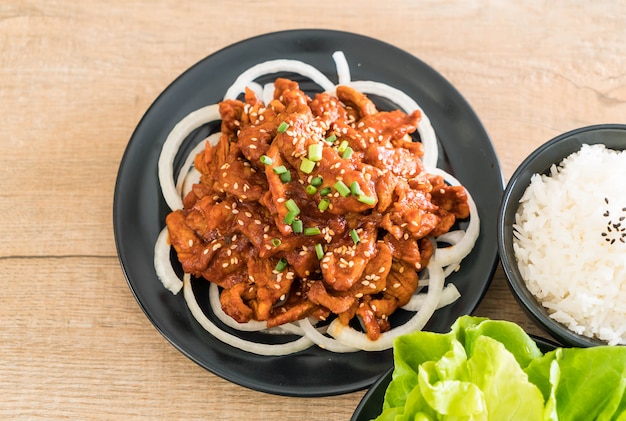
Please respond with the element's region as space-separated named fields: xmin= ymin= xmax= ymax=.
xmin=498 ymin=123 xmax=626 ymax=348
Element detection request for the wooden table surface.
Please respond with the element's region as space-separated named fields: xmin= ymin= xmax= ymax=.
xmin=2 ymin=1 xmax=626 ymax=419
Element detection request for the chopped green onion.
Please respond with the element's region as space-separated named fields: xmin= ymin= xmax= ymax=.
xmin=277 ymin=122 xmax=289 ymax=133
xmin=310 ymin=176 xmax=323 ymax=186
xmin=304 ymin=227 xmax=321 ymax=236
xmin=319 ymin=186 xmax=332 ymax=196
xmin=305 ymin=185 xmax=318 ymax=195
xmin=318 ymin=198 xmax=330 ymax=211
xmin=283 ymin=210 xmax=298 ymax=225
xmin=274 ymin=258 xmax=288 ymax=272
xmin=350 ymin=229 xmax=360 ymax=245
xmin=338 ymin=140 xmax=349 ymax=154
xmin=285 ymin=199 xmax=300 ymax=214
xmin=273 ymin=165 xmax=288 ymax=175
xmin=300 ymin=157 xmax=315 ymax=174
xmin=271 ymin=238 xmax=282 ymax=247
xmin=341 ymin=146 xmax=354 ymax=159
xmin=279 ymin=171 xmax=292 ymax=183
xmin=315 ymin=243 xmax=324 ymax=260
xmin=292 ymin=219 xmax=303 ymax=233
xmin=334 ymin=180 xmax=351 ymax=197
xmin=357 ymin=195 xmax=376 ymax=206
xmin=308 ymin=143 xmax=323 ymax=162
xmin=350 ymin=181 xmax=362 ymax=196
xmin=260 ymin=155 xmax=273 ymax=165
xmin=325 ymin=134 xmax=337 ymax=143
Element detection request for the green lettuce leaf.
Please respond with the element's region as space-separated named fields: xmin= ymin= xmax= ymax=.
xmin=372 ymin=316 xmax=626 ymax=421
xmin=526 ymin=347 xmax=626 ymax=421
xmin=374 ymin=316 xmax=544 ymax=420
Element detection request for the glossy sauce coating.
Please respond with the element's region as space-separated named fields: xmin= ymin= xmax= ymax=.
xmin=166 ymin=78 xmax=469 ymax=340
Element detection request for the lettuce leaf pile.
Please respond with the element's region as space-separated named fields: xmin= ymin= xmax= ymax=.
xmin=374 ymin=316 xmax=626 ymax=421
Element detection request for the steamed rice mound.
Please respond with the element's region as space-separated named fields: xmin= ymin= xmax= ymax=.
xmin=513 ymin=143 xmax=626 ymax=345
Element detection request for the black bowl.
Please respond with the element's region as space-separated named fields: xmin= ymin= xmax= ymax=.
xmin=498 ymin=124 xmax=626 ymax=348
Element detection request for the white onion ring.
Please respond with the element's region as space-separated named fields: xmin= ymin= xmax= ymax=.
xmin=343 ymin=80 xmax=438 ymax=168
xmin=298 ymin=318 xmax=360 ymax=353
xmin=154 ymin=227 xmax=182 ymax=294
xmin=402 ymin=283 xmax=461 ymax=312
xmin=326 ymin=259 xmax=446 ymax=351
xmin=175 ymin=132 xmax=221 ymax=197
xmin=332 ymin=51 xmax=351 ymax=85
xmin=224 ymin=59 xmax=335 ymax=100
xmin=158 ymin=105 xmax=221 ymax=211
xmin=183 ymin=275 xmax=314 ymax=355
xmin=208 ymin=283 xmax=270 ymax=332
xmin=426 ymin=167 xmax=480 ymax=267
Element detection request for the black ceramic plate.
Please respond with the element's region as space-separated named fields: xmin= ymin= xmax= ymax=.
xmin=113 ymin=29 xmax=502 ymax=397
xmin=350 ymin=335 xmax=559 ymax=421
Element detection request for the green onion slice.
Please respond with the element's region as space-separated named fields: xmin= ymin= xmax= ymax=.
xmin=318 ymin=198 xmax=330 ymax=211
xmin=305 ymin=185 xmax=318 ymax=195
xmin=273 ymin=165 xmax=288 ymax=175
xmin=308 ymin=143 xmax=323 ymax=162
xmin=277 ymin=122 xmax=289 ymax=133
xmin=260 ymin=155 xmax=273 ymax=165
xmin=341 ymin=146 xmax=354 ymax=159
xmin=300 ymin=157 xmax=315 ymax=174
xmin=304 ymin=227 xmax=321 ymax=236
xmin=357 ymin=195 xmax=376 ymax=206
xmin=350 ymin=229 xmax=360 ymax=245
xmin=292 ymin=219 xmax=303 ymax=233
xmin=274 ymin=258 xmax=288 ymax=272
xmin=271 ymin=238 xmax=282 ymax=247
xmin=350 ymin=181 xmax=362 ymax=196
xmin=325 ymin=134 xmax=337 ymax=143
xmin=320 ymin=186 xmax=332 ymax=196
xmin=334 ymin=180 xmax=351 ymax=197
xmin=283 ymin=210 xmax=298 ymax=225
xmin=285 ymin=199 xmax=300 ymax=214
xmin=310 ymin=176 xmax=323 ymax=186
xmin=338 ymin=140 xmax=349 ymax=154
xmin=315 ymin=243 xmax=324 ymax=260
xmin=279 ymin=172 xmax=292 ymax=183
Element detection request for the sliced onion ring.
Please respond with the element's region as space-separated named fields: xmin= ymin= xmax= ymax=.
xmin=326 ymin=259 xmax=445 ymax=351
xmin=183 ymin=275 xmax=314 ymax=356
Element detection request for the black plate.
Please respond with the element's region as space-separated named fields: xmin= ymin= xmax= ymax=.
xmin=350 ymin=335 xmax=559 ymax=421
xmin=113 ymin=29 xmax=503 ymax=397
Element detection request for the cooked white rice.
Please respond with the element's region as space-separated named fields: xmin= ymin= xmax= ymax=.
xmin=513 ymin=143 xmax=626 ymax=345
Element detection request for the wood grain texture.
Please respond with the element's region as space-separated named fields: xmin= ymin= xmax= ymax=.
xmin=2 ymin=0 xmax=625 ymax=419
